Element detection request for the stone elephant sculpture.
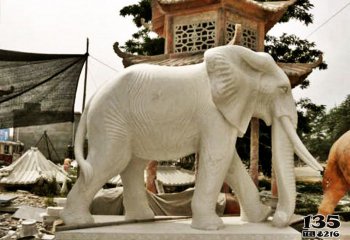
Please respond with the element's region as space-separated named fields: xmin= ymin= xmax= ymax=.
xmin=61 ymin=45 xmax=323 ymax=230
xmin=318 ymin=130 xmax=350 ymax=215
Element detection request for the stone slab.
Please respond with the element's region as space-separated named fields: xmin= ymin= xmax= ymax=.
xmin=0 ymin=194 xmax=17 ymax=206
xmin=56 ymin=216 xmax=301 ymax=240
xmin=12 ymin=205 xmax=46 ymax=222
xmin=0 ymin=194 xmax=18 ymax=202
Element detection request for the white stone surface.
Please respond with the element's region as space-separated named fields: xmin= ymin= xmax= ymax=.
xmin=56 ymin=216 xmax=301 ymax=240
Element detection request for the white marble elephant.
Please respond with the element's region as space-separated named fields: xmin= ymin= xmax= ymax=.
xmin=61 ymin=45 xmax=323 ymax=230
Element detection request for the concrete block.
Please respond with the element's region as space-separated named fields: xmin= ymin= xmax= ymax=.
xmin=53 ymin=198 xmax=67 ymax=207
xmin=47 ymin=206 xmax=64 ymax=217
xmin=41 ymin=213 xmax=59 ymax=225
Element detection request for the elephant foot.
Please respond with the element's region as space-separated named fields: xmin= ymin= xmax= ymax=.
xmin=125 ymin=207 xmax=155 ymax=221
xmin=241 ymin=204 xmax=271 ymax=223
xmin=191 ymin=214 xmax=224 ymax=230
xmin=60 ymin=209 xmax=94 ymax=225
xmin=272 ymin=211 xmax=290 ymax=228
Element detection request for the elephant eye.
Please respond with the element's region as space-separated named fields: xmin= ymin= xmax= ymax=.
xmin=278 ymin=86 xmax=289 ymax=94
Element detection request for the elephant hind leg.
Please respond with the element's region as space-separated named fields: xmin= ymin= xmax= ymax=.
xmin=318 ymin=187 xmax=347 ymax=216
xmin=61 ymin=141 xmax=131 ymax=225
xmin=120 ymin=158 xmax=154 ymax=220
xmin=318 ymin=158 xmax=349 ymax=215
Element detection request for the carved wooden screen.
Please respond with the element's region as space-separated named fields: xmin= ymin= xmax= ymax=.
xmin=225 ymin=12 xmax=258 ymax=51
xmin=174 ymin=21 xmax=216 ymax=53
xmin=173 ymin=12 xmax=217 ymax=53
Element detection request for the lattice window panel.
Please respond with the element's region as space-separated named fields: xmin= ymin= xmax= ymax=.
xmin=174 ymin=21 xmax=216 ymax=53
xmin=242 ymin=28 xmax=257 ymax=50
xmin=226 ymin=22 xmax=258 ymax=50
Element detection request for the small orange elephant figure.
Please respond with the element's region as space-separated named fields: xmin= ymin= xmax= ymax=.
xmin=318 ymin=130 xmax=350 ymax=215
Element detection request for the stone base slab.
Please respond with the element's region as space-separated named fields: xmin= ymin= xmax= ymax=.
xmin=55 ymin=216 xmax=301 ymax=240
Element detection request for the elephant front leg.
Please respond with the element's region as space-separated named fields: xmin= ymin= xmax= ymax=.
xmin=191 ymin=119 xmax=237 ymax=230
xmin=225 ymin=151 xmax=271 ymax=222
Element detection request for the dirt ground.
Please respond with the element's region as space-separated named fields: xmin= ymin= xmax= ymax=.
xmin=0 ymin=190 xmax=54 ymax=239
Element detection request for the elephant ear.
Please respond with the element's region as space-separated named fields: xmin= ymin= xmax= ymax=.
xmin=204 ymin=45 xmax=271 ymax=137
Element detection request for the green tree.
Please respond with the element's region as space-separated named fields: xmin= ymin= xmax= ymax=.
xmin=265 ymin=34 xmax=327 ymax=89
xmin=119 ymin=0 xmax=164 ymax=55
xmin=304 ymin=95 xmax=350 ymax=161
xmin=296 ymin=98 xmax=329 ymax=161
xmin=265 ymin=0 xmax=314 ymax=25
xmin=326 ymin=95 xmax=350 ymax=141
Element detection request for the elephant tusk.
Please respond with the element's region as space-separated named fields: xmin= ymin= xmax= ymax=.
xmin=280 ymin=116 xmax=323 ymax=171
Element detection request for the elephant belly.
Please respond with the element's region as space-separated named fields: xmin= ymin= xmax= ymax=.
xmin=131 ymin=120 xmax=199 ymax=160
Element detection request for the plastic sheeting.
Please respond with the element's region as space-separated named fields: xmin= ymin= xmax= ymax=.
xmin=91 ymin=187 xmax=226 ymax=216
xmin=0 ymin=147 xmax=70 ymax=184
xmin=0 ymin=49 xmax=87 ymax=128
xmin=108 ymin=167 xmax=195 ymax=186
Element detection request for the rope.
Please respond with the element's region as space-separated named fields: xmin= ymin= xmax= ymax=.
xmin=90 ymin=55 xmax=120 ymax=73
xmin=306 ymin=2 xmax=350 ymax=38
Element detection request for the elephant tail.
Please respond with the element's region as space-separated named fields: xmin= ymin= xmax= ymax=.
xmin=75 ymin=107 xmax=93 ymax=184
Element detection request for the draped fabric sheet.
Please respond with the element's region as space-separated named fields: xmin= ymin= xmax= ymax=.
xmin=0 ymin=49 xmax=87 ymax=128
xmin=91 ymin=187 xmax=226 ymax=216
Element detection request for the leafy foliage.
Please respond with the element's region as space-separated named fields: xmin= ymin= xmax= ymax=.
xmin=119 ymin=0 xmax=164 ymax=55
xmin=265 ymin=34 xmax=327 ymax=88
xmin=324 ymin=95 xmax=350 ymax=141
xmin=298 ymin=95 xmax=350 ymax=161
xmin=119 ymin=0 xmax=152 ymax=26
xmin=124 ymin=29 xmax=165 ymax=55
xmin=257 ymin=0 xmax=314 ymax=25
xmin=297 ymin=98 xmax=327 ymax=136
xmin=279 ymin=0 xmax=314 ymax=25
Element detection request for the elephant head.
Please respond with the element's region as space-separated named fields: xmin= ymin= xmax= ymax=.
xmin=204 ymin=45 xmax=323 ymax=227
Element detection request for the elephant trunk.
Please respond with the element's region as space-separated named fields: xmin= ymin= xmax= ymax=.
xmin=271 ymin=117 xmax=296 ymax=227
xmin=280 ymin=116 xmax=323 ymax=171
xmin=271 ymin=116 xmax=323 ymax=227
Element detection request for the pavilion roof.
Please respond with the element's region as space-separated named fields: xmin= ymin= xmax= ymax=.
xmin=114 ymin=42 xmax=322 ymax=88
xmin=152 ymin=0 xmax=296 ymax=36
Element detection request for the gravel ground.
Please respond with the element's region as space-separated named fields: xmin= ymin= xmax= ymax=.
xmin=0 ymin=190 xmax=55 ymax=239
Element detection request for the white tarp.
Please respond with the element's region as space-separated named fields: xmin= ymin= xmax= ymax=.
xmin=0 ymin=147 xmax=70 ymax=184
xmin=91 ymin=187 xmax=226 ymax=216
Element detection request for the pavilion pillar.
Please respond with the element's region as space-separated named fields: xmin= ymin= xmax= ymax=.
xmin=249 ymin=118 xmax=259 ymax=186
xmin=146 ymin=160 xmax=158 ymax=194
xmin=249 ymin=23 xmax=265 ymax=187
